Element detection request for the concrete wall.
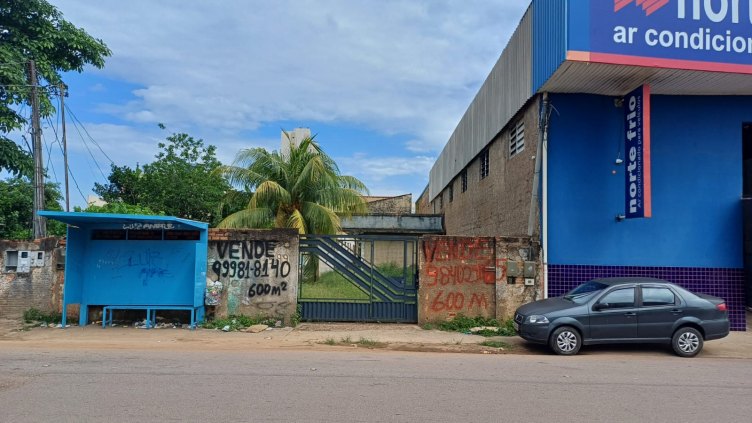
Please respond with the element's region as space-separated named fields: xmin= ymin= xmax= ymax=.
xmin=429 ymin=98 xmax=540 ymax=237
xmin=0 ymin=238 xmax=65 ymax=319
xmin=207 ymin=229 xmax=299 ymax=323
xmin=418 ymin=236 xmax=541 ymax=324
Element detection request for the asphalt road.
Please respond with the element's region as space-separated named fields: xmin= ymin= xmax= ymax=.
xmin=1 ymin=347 xmax=750 ymax=422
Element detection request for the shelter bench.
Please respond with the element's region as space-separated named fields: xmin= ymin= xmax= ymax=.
xmin=102 ymin=305 xmax=200 ymax=329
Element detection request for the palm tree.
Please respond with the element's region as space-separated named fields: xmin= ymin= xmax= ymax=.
xmin=216 ymin=134 xmax=368 ymax=234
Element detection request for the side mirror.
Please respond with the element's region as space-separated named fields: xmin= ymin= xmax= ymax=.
xmin=593 ymin=303 xmax=609 ymax=311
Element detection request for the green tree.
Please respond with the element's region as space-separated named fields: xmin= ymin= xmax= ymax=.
xmin=94 ymin=131 xmax=230 ymax=225
xmin=0 ymin=177 xmax=66 ymax=239
xmin=0 ymin=0 xmax=110 ymax=175
xmin=74 ymin=202 xmax=163 ymax=216
xmin=216 ymin=135 xmax=368 ymax=234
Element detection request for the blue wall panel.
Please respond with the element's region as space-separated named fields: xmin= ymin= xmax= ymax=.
xmin=82 ymin=237 xmax=196 ymax=306
xmin=566 ymin=0 xmax=590 ymax=52
xmin=63 ymin=226 xmax=86 ymax=304
xmin=532 ymin=0 xmax=568 ymax=93
xmin=548 ymin=94 xmax=748 ymax=268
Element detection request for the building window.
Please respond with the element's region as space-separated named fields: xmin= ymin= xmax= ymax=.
xmin=480 ymin=149 xmax=490 ymax=180
xmin=438 ymin=193 xmax=443 ymax=210
xmin=510 ymin=120 xmax=525 ymax=157
xmin=448 ymin=184 xmax=454 ymax=203
xmin=461 ymin=170 xmax=468 ymax=192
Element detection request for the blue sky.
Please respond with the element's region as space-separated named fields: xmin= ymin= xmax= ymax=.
xmin=27 ymin=0 xmax=531 ymax=209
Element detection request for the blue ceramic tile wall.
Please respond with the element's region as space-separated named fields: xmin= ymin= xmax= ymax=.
xmin=548 ymin=265 xmax=746 ymax=331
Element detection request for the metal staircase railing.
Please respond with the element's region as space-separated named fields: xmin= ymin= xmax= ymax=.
xmin=300 ymin=236 xmax=415 ymax=302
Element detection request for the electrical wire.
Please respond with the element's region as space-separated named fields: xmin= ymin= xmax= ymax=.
xmin=41 ymin=130 xmax=59 ymax=184
xmin=45 ymin=116 xmax=87 ymax=205
xmin=67 ymin=112 xmax=108 ymax=181
xmin=64 ymin=104 xmax=115 ymax=165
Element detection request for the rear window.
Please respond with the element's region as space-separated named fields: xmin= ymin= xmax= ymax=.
xmin=642 ymin=287 xmax=676 ymax=306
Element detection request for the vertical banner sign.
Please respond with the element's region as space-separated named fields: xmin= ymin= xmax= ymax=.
xmin=624 ymin=84 xmax=652 ymax=219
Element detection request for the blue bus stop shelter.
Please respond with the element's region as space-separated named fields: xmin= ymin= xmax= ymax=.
xmin=40 ymin=212 xmax=208 ymax=327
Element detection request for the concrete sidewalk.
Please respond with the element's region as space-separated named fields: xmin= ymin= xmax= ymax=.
xmin=1 ymin=319 xmax=750 ymax=359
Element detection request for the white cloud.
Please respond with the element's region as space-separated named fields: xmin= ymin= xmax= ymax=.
xmin=50 ymin=0 xmax=531 ymax=152
xmin=338 ymin=154 xmax=435 ymax=182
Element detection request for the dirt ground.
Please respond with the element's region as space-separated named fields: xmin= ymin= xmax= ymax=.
xmin=0 ymin=319 xmax=512 ymax=354
xmin=2 ymin=317 xmax=751 ymax=358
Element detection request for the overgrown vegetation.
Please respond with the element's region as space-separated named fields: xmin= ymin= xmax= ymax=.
xmin=291 ymin=305 xmax=302 ymax=327
xmin=23 ymin=308 xmax=70 ymax=324
xmin=201 ymin=314 xmax=277 ymax=331
xmin=423 ymin=314 xmax=517 ymax=337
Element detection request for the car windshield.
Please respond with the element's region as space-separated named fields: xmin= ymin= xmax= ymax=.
xmin=564 ymin=281 xmax=609 ymax=302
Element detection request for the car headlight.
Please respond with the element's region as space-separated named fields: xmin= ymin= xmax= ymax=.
xmin=526 ymin=315 xmax=549 ymax=324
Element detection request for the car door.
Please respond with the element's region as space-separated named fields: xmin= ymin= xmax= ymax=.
xmin=589 ymin=286 xmax=638 ymax=341
xmin=637 ymin=285 xmax=681 ymax=340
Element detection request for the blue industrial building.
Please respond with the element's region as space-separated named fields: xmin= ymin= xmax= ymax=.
xmin=420 ymin=0 xmax=751 ymax=329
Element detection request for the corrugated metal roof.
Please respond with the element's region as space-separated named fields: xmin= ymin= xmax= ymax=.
xmin=541 ymin=61 xmax=752 ymax=95
xmin=429 ymin=6 xmax=533 ymax=201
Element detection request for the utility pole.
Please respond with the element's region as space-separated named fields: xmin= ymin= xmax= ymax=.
xmin=28 ymin=60 xmax=46 ymax=239
xmin=59 ymin=83 xmax=70 ymax=212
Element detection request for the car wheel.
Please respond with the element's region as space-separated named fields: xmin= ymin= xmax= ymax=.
xmin=672 ymin=327 xmax=703 ymax=357
xmin=549 ymin=326 xmax=581 ymax=356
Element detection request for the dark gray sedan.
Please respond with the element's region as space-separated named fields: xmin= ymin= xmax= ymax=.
xmin=514 ymin=277 xmax=729 ymax=357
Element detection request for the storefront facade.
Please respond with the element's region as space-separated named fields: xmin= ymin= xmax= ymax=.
xmin=422 ymin=0 xmax=752 ymax=329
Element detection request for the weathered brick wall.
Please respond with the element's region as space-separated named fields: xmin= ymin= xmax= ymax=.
xmin=419 ymin=237 xmax=497 ymax=322
xmin=415 ymin=187 xmax=430 ymax=214
xmin=365 ymin=194 xmax=412 ymax=215
xmin=207 ymin=229 xmax=299 ymax=323
xmin=0 ymin=238 xmax=65 ymax=319
xmin=494 ymin=236 xmax=543 ymax=320
xmin=432 ymin=97 xmax=541 ymax=237
xmin=418 ymin=236 xmax=542 ymax=324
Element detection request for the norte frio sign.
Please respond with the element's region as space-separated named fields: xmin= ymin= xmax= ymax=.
xmin=588 ymin=0 xmax=752 ymax=72
xmin=624 ymin=84 xmax=652 ymax=219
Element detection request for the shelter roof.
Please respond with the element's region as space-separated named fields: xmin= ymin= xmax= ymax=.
xmin=38 ymin=211 xmax=208 ymax=230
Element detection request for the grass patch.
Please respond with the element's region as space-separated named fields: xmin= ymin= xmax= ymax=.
xmin=426 ymin=314 xmax=517 ymax=337
xmin=299 ymin=263 xmax=416 ymax=300
xmin=480 ymin=340 xmax=511 ymax=349
xmin=300 ymin=271 xmax=370 ymax=300
xmin=320 ymin=337 xmax=385 ymax=348
xmin=201 ymin=315 xmax=277 ymax=331
xmin=356 ymin=338 xmax=383 ymax=348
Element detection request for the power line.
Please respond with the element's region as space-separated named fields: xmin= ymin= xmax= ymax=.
xmin=64 ymin=104 xmax=115 ymax=165
xmin=67 ymin=113 xmax=108 ymax=181
xmin=46 ymin=116 xmax=87 ymax=205
xmin=41 ymin=131 xmax=59 ymax=184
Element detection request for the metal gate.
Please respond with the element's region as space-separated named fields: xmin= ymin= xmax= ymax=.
xmin=298 ymin=235 xmax=418 ymax=322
